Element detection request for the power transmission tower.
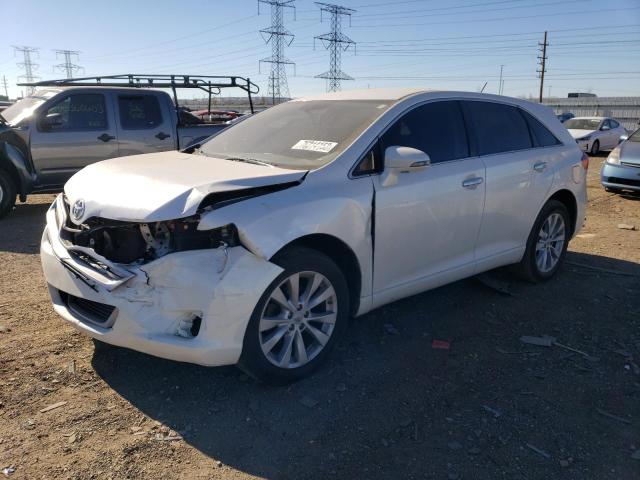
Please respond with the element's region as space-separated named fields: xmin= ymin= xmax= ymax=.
xmin=1 ymin=76 xmax=8 ymax=99
xmin=258 ymin=0 xmax=296 ymax=104
xmin=314 ymin=2 xmax=356 ymax=92
xmin=13 ymin=46 xmax=40 ymax=95
xmin=537 ymin=31 xmax=548 ymax=103
xmin=53 ymin=49 xmax=84 ymax=78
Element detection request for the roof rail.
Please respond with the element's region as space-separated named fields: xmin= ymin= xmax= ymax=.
xmin=18 ymin=74 xmax=260 ymax=113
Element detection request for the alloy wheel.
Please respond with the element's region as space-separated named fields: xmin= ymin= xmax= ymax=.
xmin=535 ymin=212 xmax=566 ymax=273
xmin=259 ymin=271 xmax=337 ymax=369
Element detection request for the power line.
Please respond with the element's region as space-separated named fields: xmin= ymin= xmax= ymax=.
xmin=537 ymin=31 xmax=548 ymax=102
xmin=259 ymin=0 xmax=296 ymax=103
xmin=314 ymin=2 xmax=356 ymax=92
xmin=13 ymin=46 xmax=40 ymax=95
xmin=53 ymin=49 xmax=84 ymax=78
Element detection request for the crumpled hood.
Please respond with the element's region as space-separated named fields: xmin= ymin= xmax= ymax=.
xmin=567 ymin=128 xmax=596 ymax=140
xmin=64 ymin=151 xmax=307 ymax=223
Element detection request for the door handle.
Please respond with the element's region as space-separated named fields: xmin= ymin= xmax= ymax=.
xmin=97 ymin=133 xmax=116 ymax=142
xmin=533 ymin=161 xmax=548 ymax=172
xmin=462 ymin=177 xmax=484 ymax=189
xmin=155 ymin=132 xmax=171 ymax=140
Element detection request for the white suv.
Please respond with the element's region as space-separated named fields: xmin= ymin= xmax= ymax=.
xmin=41 ymin=89 xmax=588 ymax=383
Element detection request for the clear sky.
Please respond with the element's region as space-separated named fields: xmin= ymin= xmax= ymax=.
xmin=2 ymin=0 xmax=639 ymax=100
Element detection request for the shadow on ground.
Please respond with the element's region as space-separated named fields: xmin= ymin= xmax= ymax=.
xmin=0 ymin=200 xmax=51 ymax=254
xmin=93 ymin=251 xmax=640 ymax=479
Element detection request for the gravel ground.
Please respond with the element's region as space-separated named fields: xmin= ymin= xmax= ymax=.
xmin=0 ymin=155 xmax=639 ymax=480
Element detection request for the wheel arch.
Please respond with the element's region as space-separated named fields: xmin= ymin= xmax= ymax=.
xmin=271 ymin=233 xmax=362 ymax=316
xmin=547 ymin=189 xmax=578 ymax=236
xmin=0 ymin=141 xmax=35 ymax=198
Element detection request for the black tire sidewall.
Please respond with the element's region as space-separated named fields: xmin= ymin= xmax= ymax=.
xmin=523 ymin=200 xmax=570 ymax=282
xmin=0 ymin=169 xmax=17 ymax=219
xmin=590 ymin=140 xmax=599 ymax=156
xmin=238 ymin=247 xmax=349 ymax=384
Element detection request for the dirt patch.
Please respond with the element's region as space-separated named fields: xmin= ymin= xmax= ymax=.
xmin=1 ymin=156 xmax=639 ymax=479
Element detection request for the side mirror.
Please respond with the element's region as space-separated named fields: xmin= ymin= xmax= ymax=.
xmin=381 ymin=146 xmax=430 ymax=187
xmin=42 ymin=112 xmax=63 ymax=129
xmin=619 ymin=134 xmax=628 ymax=144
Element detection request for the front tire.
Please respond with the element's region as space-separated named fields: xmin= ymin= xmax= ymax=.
xmin=238 ymin=247 xmax=349 ymax=384
xmin=590 ymin=140 xmax=600 ymax=156
xmin=0 ymin=169 xmax=17 ymax=219
xmin=514 ymin=200 xmax=570 ymax=283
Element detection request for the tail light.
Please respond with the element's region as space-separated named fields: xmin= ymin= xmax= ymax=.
xmin=581 ymin=152 xmax=589 ymax=170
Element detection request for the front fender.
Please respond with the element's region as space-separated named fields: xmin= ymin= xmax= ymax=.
xmin=198 ymin=178 xmax=374 ymax=302
xmin=0 ymin=140 xmax=36 ymax=196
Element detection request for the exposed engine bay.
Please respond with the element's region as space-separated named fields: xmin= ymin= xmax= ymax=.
xmin=59 ymin=198 xmax=239 ymax=264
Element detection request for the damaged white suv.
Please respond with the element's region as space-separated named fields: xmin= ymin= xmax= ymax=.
xmin=41 ymin=89 xmax=587 ymax=383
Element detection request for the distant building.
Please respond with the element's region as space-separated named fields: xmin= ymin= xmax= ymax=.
xmin=568 ymin=92 xmax=597 ymax=98
xmin=543 ymin=96 xmax=640 ymax=130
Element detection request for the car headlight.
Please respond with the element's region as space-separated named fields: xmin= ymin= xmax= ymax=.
xmin=607 ymin=147 xmax=621 ymax=165
xmin=577 ymin=135 xmax=592 ymax=142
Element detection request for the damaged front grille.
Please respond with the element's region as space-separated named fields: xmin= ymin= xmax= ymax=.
xmin=62 ymin=196 xmax=238 ymax=264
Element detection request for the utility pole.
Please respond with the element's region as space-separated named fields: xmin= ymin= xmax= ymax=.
xmin=1 ymin=76 xmax=8 ymax=99
xmin=537 ymin=31 xmax=548 ymax=103
xmin=498 ymin=65 xmax=504 ymax=95
xmin=258 ymin=0 xmax=296 ymax=103
xmin=13 ymin=46 xmax=40 ymax=95
xmin=53 ymin=49 xmax=83 ymax=78
xmin=314 ymin=2 xmax=356 ymax=92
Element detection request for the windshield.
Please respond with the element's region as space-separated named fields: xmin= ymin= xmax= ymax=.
xmin=199 ymin=100 xmax=392 ymax=170
xmin=629 ymin=129 xmax=640 ymax=142
xmin=564 ymin=118 xmax=601 ymax=130
xmin=1 ymin=89 xmax=59 ymax=125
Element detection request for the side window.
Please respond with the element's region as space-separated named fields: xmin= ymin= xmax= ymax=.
xmin=118 ymin=95 xmax=163 ymax=130
xmin=602 ymin=120 xmax=611 ymax=130
xmin=353 ymin=143 xmax=381 ymax=176
xmin=42 ymin=94 xmax=107 ymax=131
xmin=610 ymin=119 xmax=620 ymax=129
xmin=380 ymin=101 xmax=468 ymax=164
xmin=462 ymin=101 xmax=532 ymax=155
xmin=520 ymin=109 xmax=561 ymax=147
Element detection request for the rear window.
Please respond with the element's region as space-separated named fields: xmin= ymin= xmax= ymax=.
xmin=462 ymin=101 xmax=532 ymax=155
xmin=118 ymin=95 xmax=163 ymax=130
xmin=520 ymin=109 xmax=561 ymax=147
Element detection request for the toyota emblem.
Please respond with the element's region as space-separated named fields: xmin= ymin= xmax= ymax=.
xmin=71 ymin=199 xmax=85 ymax=221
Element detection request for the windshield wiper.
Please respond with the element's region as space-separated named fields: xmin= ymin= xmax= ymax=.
xmin=224 ymin=156 xmax=273 ymax=167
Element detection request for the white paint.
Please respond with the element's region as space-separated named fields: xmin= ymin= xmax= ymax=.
xmin=41 ymin=89 xmax=588 ymax=369
xmin=64 ymin=151 xmax=306 ymax=224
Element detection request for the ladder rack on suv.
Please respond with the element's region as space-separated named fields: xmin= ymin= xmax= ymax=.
xmin=18 ymin=74 xmax=260 ymax=113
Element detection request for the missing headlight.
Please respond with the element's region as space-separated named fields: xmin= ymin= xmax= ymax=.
xmin=69 ymin=216 xmax=239 ymax=265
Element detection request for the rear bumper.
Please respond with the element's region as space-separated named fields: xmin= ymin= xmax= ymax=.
xmin=40 ymin=195 xmax=283 ymax=367
xmin=601 ymin=162 xmax=640 ymax=192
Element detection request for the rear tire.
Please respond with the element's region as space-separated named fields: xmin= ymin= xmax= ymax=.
xmin=590 ymin=140 xmax=600 ymax=156
xmin=0 ymin=169 xmax=17 ymax=219
xmin=238 ymin=247 xmax=349 ymax=384
xmin=513 ymin=200 xmax=570 ymax=283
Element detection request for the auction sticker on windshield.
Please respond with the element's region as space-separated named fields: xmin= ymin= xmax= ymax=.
xmin=291 ymin=140 xmax=338 ymax=153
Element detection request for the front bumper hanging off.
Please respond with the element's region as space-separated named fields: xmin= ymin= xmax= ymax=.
xmin=40 ymin=195 xmax=283 ymax=367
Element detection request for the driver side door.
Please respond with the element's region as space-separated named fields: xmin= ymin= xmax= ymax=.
xmin=30 ymin=92 xmax=119 ymax=188
xmin=372 ymin=100 xmax=486 ymax=307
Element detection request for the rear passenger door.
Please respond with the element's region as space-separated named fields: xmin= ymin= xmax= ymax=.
xmin=461 ymin=101 xmax=558 ymax=264
xmin=115 ymin=93 xmax=175 ymax=156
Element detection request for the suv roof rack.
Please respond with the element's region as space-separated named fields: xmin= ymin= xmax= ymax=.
xmin=18 ymin=74 xmax=260 ymax=113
